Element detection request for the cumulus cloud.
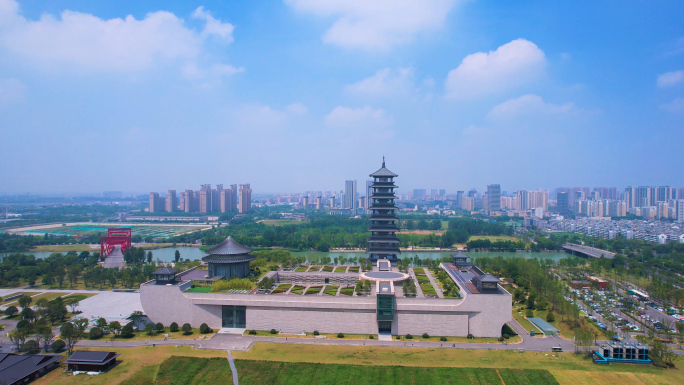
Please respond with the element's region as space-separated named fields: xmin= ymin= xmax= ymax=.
xmin=0 ymin=77 xmax=26 ymax=102
xmin=661 ymin=98 xmax=684 ymax=114
xmin=0 ymin=1 xmax=237 ymax=74
xmin=657 ymin=70 xmax=684 ymax=88
xmin=344 ymin=68 xmax=413 ymax=96
xmin=445 ymin=39 xmax=546 ymax=99
xmin=285 ymin=0 xmax=456 ymax=50
xmin=192 ymin=6 xmax=235 ymax=41
xmin=487 ymin=94 xmax=574 ymax=120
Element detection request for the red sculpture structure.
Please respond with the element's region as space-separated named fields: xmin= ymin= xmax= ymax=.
xmin=100 ymin=228 xmax=132 ymax=257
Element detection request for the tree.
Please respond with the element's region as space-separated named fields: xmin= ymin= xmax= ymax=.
xmin=200 ymin=323 xmax=212 ymax=334
xmin=175 ymin=250 xmax=181 ymax=263
xmin=96 ymin=317 xmax=108 ymax=330
xmin=74 ymin=318 xmax=89 ymax=335
xmin=8 ymin=328 xmax=28 ymax=351
xmin=108 ymin=321 xmax=122 ymax=337
xmin=121 ymin=324 xmax=134 ymax=338
xmin=129 ymin=310 xmax=144 ymax=329
xmin=676 ymin=322 xmax=684 ymax=349
xmin=59 ymin=322 xmax=82 ymax=354
xmin=169 ymin=322 xmax=179 ymax=332
xmin=144 ymin=322 xmax=155 ymax=336
xmin=66 ymin=298 xmax=80 ymax=314
xmin=22 ymin=340 xmax=39 ymax=354
xmin=51 ymin=339 xmax=66 ymax=352
xmin=650 ymin=340 xmax=677 ymax=368
xmin=546 ymin=312 xmax=555 ymax=323
xmin=155 ymin=322 xmax=164 ymax=333
xmin=21 ymin=307 xmax=36 ymax=323
xmin=35 ymin=327 xmax=56 ymax=352
xmin=181 ymin=323 xmax=192 ymax=334
xmin=18 ymin=295 xmax=32 ymax=309
xmin=4 ymin=306 xmax=18 ymax=317
xmin=89 ymin=327 xmax=103 ymax=340
xmin=146 ymin=251 xmax=153 ymax=264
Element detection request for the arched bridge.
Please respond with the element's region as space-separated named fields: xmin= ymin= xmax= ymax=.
xmin=562 ymin=243 xmax=615 ymax=259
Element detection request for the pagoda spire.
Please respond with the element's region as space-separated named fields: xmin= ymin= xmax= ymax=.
xmin=366 ymin=160 xmax=400 ymax=263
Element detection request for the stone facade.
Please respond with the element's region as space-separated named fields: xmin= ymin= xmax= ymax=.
xmin=140 ymin=280 xmax=511 ymax=337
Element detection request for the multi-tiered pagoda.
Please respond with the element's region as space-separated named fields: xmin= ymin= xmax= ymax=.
xmin=367 ymin=158 xmax=401 ymax=264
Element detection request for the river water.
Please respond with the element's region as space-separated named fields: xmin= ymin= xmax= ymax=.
xmin=2 ymin=247 xmax=569 ymax=263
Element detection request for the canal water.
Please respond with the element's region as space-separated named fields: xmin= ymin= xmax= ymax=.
xmin=3 ymin=247 xmax=570 ymax=263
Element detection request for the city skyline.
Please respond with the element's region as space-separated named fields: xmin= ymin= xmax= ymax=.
xmin=1 ymin=1 xmax=683 ymax=193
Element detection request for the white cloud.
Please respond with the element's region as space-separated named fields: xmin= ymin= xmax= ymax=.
xmin=344 ymin=68 xmax=413 ymax=96
xmin=657 ymin=70 xmax=684 ymax=88
xmin=285 ymin=0 xmax=456 ymax=50
xmin=487 ymin=94 xmax=574 ymax=120
xmin=182 ymin=62 xmax=244 ymax=85
xmin=325 ymin=105 xmax=393 ymax=127
xmin=661 ymin=98 xmax=684 ymax=114
xmin=192 ymin=6 xmax=234 ymax=41
xmin=0 ymin=0 xmax=237 ymax=74
xmin=286 ymin=103 xmax=308 ymax=115
xmin=445 ymin=39 xmax=546 ymax=99
xmin=0 ymin=77 xmax=26 ymax=102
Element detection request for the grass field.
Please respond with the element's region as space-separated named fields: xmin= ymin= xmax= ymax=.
xmin=290 ymin=285 xmax=305 ymax=295
xmin=323 ymin=285 xmax=339 ymax=296
xmin=339 ymin=287 xmax=354 ymax=296
xmin=294 ymin=265 xmax=308 ymax=272
xmin=305 ymin=286 xmax=323 ymax=295
xmin=61 ymin=293 xmax=98 ymax=302
xmin=469 ymin=235 xmax=521 ymax=242
xmin=271 ymin=284 xmax=293 ymax=294
xmin=32 ymin=343 xmax=684 ymax=385
xmin=156 ymin=357 xmax=558 ymax=385
xmin=333 ymin=266 xmax=347 ymax=273
xmin=185 ymin=286 xmax=212 ymax=293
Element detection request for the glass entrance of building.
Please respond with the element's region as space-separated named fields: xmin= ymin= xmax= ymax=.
xmin=378 ymin=321 xmax=392 ymax=333
xmin=222 ymin=305 xmax=246 ymax=328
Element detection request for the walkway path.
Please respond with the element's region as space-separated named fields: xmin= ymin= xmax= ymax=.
xmin=408 ymin=268 xmax=425 ymax=298
xmin=227 ymin=351 xmax=239 ymax=385
xmin=423 ymin=269 xmax=444 ymax=299
xmin=103 ymin=245 xmax=125 ymax=269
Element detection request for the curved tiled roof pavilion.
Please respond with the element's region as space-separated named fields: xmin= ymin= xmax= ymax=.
xmin=202 ymin=236 xmax=255 ymax=279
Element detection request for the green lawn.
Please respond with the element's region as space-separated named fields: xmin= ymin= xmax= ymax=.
xmin=416 ymin=275 xmax=430 ymax=284
xmin=322 ymin=266 xmax=334 ymax=272
xmin=347 ymin=266 xmax=359 ymax=272
xmin=322 ymin=285 xmax=339 ymax=296
xmin=290 ymin=285 xmax=306 ymax=295
xmin=61 ymin=293 xmax=98 ymax=302
xmin=155 ymin=357 xmax=559 ymax=385
xmin=308 ymin=266 xmax=322 ymax=271
xmin=339 ymin=287 xmax=354 ymax=296
xmin=295 ymin=266 xmax=309 ymax=272
xmin=271 ymin=284 xmax=292 ymax=294
xmin=413 ymin=268 xmax=425 ymax=275
xmin=420 ymin=284 xmax=437 ymax=295
xmin=185 ymin=286 xmax=212 ymax=293
xmin=333 ymin=267 xmax=347 ymax=273
xmin=305 ymin=286 xmax=323 ymax=295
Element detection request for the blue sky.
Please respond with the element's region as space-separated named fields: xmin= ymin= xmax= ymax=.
xmin=0 ymin=0 xmax=683 ymax=195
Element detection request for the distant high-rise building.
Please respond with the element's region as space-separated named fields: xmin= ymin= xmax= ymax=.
xmin=430 ymin=189 xmax=439 ymax=199
xmin=199 ymin=185 xmax=212 ymax=213
xmin=657 ymin=186 xmax=672 ymax=203
xmin=220 ymin=189 xmax=234 ymax=213
xmin=487 ymin=184 xmax=501 ymax=214
xmin=238 ymin=184 xmax=252 ymax=213
xmin=149 ymin=192 xmax=165 ymax=213
xmin=462 ymin=197 xmax=475 ymax=211
xmin=230 ymin=184 xmax=238 ymax=212
xmin=316 ymin=196 xmax=322 ymax=210
xmin=344 ymin=180 xmax=357 ymax=212
xmin=678 ymin=200 xmax=684 ymax=223
xmin=329 ymin=197 xmax=335 ymax=208
xmin=412 ymin=189 xmax=427 ymax=200
xmin=456 ymin=191 xmax=464 ymax=208
xmin=557 ymin=192 xmax=569 ymax=215
xmin=439 ymin=189 xmax=446 ymax=198
xmin=165 ymin=190 xmax=177 ymax=212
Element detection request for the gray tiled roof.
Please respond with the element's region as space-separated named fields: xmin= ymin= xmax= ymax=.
xmin=153 ymin=267 xmax=180 ymax=275
xmin=369 ymin=159 xmax=398 ymax=177
xmin=206 ymin=236 xmax=253 ymax=256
